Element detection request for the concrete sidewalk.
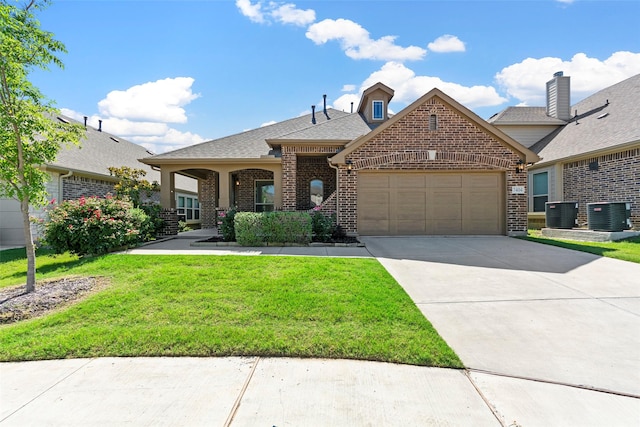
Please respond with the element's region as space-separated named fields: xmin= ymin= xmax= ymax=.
xmin=1 ymin=358 xmax=500 ymax=426
xmin=2 ymin=234 xmax=639 ymax=425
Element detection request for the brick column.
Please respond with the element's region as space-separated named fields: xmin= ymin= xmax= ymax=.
xmin=282 ymin=148 xmax=297 ymax=211
xmin=158 ymin=208 xmax=179 ymax=237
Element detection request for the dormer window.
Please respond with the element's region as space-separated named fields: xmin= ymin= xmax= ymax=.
xmin=372 ymin=100 xmax=384 ymax=120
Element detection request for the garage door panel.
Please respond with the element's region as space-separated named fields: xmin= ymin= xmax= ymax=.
xmin=430 ymin=175 xmax=462 ymax=188
xmin=358 ymin=172 xmax=504 ymax=236
xmin=359 ymin=192 xmax=389 ymax=220
xmin=359 ymin=174 xmax=390 ymax=189
xmin=396 ymin=192 xmax=425 ymax=220
xmin=466 ymin=174 xmax=499 ymax=188
xmin=394 ymin=174 xmax=426 ymax=188
xmin=432 ymin=192 xmax=461 ymax=220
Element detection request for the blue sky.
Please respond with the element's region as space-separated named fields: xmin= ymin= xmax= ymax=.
xmin=30 ymin=0 xmax=640 ymax=154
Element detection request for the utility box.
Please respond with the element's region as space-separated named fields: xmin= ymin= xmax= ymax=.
xmin=587 ymin=202 xmax=631 ymax=232
xmin=545 ymin=202 xmax=578 ymax=229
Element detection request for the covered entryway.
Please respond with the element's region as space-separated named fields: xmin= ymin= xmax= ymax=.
xmin=357 ymin=172 xmax=505 ymax=235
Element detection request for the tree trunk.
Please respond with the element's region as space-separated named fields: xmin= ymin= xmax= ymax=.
xmin=20 ymin=196 xmax=36 ymax=293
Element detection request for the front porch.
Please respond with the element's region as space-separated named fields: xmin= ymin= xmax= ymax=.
xmin=157 ymin=154 xmax=337 ymax=230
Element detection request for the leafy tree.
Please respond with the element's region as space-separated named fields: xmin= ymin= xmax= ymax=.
xmin=0 ymin=0 xmax=84 ymax=292
xmin=107 ymin=166 xmax=159 ymax=208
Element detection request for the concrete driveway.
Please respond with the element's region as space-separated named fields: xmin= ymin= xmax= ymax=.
xmin=362 ymin=236 xmax=640 ymax=421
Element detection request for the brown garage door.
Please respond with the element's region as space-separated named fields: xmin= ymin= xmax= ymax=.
xmin=358 ymin=172 xmax=505 ymax=235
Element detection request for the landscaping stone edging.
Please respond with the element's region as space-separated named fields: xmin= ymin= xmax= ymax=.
xmin=191 ymin=240 xmax=365 ymax=248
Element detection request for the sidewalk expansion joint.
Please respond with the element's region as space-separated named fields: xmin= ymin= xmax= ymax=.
xmin=421 ymin=296 xmax=620 ymax=305
xmin=466 ymin=368 xmax=640 ymax=399
xmin=0 ymin=357 xmax=96 ymax=423
xmin=224 ymin=356 xmax=261 ymax=427
xmin=464 ymin=370 xmax=507 ymax=426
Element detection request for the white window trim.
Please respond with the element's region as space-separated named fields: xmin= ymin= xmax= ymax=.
xmin=372 ymin=100 xmax=384 ymax=121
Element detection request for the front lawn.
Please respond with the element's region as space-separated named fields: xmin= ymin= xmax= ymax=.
xmin=521 ymin=230 xmax=640 ymax=264
xmin=0 ymin=251 xmax=461 ymax=367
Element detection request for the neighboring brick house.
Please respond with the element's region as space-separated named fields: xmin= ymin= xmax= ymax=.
xmin=490 ymin=73 xmax=640 ymax=229
xmin=0 ymin=115 xmax=198 ymax=248
xmin=142 ymin=83 xmax=538 ymax=236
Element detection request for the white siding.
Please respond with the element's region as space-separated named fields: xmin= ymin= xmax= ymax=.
xmin=0 ymin=172 xmax=59 ymax=248
xmin=496 ymin=125 xmax=559 ymax=148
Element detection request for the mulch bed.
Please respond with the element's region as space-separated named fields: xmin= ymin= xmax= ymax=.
xmin=200 ymin=235 xmax=360 ymax=244
xmin=0 ymin=276 xmax=107 ymax=324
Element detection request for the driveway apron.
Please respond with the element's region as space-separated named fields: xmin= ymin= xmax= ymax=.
xmin=362 ymin=236 xmax=640 ymax=400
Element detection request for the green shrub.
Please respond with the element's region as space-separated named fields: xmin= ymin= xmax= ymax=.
xmin=44 ymin=196 xmax=147 ymax=256
xmin=139 ymin=204 xmax=164 ymax=239
xmin=311 ymin=209 xmax=335 ymax=242
xmin=234 ymin=212 xmax=264 ymax=246
xmin=234 ymin=211 xmax=312 ymax=246
xmin=263 ymin=212 xmax=312 ymax=244
xmin=219 ymin=209 xmax=236 ymax=241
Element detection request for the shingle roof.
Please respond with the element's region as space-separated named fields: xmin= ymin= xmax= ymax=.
xmin=144 ymin=108 xmax=353 ymax=161
xmin=530 ymin=74 xmax=640 ymax=164
xmin=270 ymin=113 xmax=374 ymax=141
xmin=49 ymin=115 xmax=197 ymax=192
xmin=487 ymin=106 xmax=567 ymax=125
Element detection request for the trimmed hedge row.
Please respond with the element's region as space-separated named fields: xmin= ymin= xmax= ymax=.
xmin=235 ymin=212 xmax=312 ymax=246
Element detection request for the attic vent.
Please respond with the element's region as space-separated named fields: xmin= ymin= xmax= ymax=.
xmin=110 ymin=137 xmax=119 ymax=143
xmin=57 ymin=117 xmax=69 ymax=124
xmin=429 ymin=114 xmax=438 ymax=131
xmin=597 ymin=112 xmax=609 ymax=119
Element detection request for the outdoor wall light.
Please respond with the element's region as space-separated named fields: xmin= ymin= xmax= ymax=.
xmin=235 ymin=179 xmax=240 ymax=186
xmin=346 ymin=160 xmax=353 ymax=174
xmin=515 ymin=159 xmax=525 ymax=174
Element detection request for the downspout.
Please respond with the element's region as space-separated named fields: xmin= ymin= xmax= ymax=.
xmin=327 ymin=158 xmax=340 ymax=225
xmin=58 ymin=170 xmax=73 ymax=203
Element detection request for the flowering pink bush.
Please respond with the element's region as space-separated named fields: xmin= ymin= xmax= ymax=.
xmin=43 ymin=196 xmax=147 ymax=255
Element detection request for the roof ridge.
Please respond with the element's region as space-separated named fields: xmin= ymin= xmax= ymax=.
xmin=271 ymin=111 xmax=361 ymax=139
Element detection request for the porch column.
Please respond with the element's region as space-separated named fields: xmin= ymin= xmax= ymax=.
xmin=218 ymin=170 xmax=231 ymax=209
xmin=160 ymin=169 xmax=176 ymax=209
xmin=273 ymin=167 xmax=283 ymax=209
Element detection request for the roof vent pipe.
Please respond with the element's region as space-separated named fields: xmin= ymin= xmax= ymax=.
xmin=350 ymin=102 xmax=354 ymax=113
xmin=98 ymin=119 xmax=102 ymax=132
xmin=83 ymin=116 xmax=88 ymax=127
xmin=311 ymin=106 xmax=316 ymax=124
xmin=323 ymin=94 xmax=330 ymax=119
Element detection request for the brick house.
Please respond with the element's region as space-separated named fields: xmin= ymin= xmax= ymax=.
xmin=490 ymin=73 xmax=640 ymax=229
xmin=0 ymin=115 xmax=198 ymax=248
xmin=141 ymin=83 xmax=539 ymax=236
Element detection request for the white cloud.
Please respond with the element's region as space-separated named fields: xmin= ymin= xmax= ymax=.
xmin=306 ymin=19 xmax=426 ymax=61
xmin=236 ymin=1 xmax=314 ymax=26
xmin=271 ymin=3 xmax=315 ymax=26
xmin=64 ymin=77 xmax=207 ymax=154
xmin=495 ymin=51 xmax=640 ymax=104
xmin=261 ymin=120 xmax=277 ymax=127
xmin=129 ymin=129 xmax=206 ymax=154
xmin=341 ymin=84 xmax=356 ymax=92
xmin=332 ymin=93 xmax=360 ymax=113
xmin=360 ymin=62 xmax=506 ymax=108
xmin=236 ymin=0 xmax=264 ymax=23
xmin=427 ymin=35 xmax=466 ymax=53
xmin=97 ymin=77 xmax=200 ymax=124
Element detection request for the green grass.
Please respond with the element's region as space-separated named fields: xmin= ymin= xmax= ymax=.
xmin=0 ymin=248 xmax=80 ymax=289
xmin=520 ymin=230 xmax=640 ymax=264
xmin=0 ymin=252 xmax=461 ymax=367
